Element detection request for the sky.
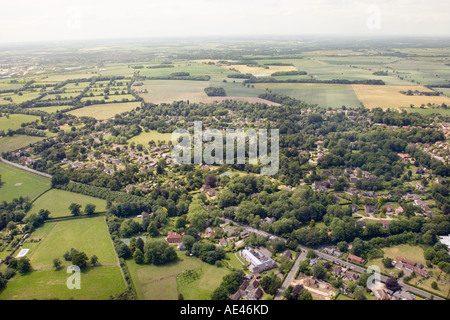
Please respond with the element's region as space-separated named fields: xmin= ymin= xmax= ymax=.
xmin=0 ymin=0 xmax=449 ymax=43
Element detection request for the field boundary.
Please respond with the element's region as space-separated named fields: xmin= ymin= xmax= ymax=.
xmin=0 ymin=157 xmax=52 ymax=178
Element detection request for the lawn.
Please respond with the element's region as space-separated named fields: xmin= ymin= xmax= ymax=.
xmin=0 ymin=266 xmax=125 ymax=300
xmin=0 ymin=134 xmax=46 ymax=153
xmin=0 ymin=114 xmax=41 ymax=131
xmin=31 ymin=189 xmax=107 ymax=218
xmin=128 ymin=130 xmax=174 ymax=145
xmin=126 ymin=251 xmax=230 ymax=300
xmin=68 ymin=101 xmax=141 ymax=120
xmin=0 ymin=162 xmax=51 ymax=202
xmin=26 ymin=216 xmax=118 ymax=270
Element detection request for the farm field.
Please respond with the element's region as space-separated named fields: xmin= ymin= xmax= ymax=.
xmin=0 ymin=162 xmax=51 ymax=202
xmin=0 ymin=134 xmax=46 ymax=153
xmin=0 ymin=266 xmax=125 ymax=300
xmin=0 ymin=91 xmax=42 ymax=104
xmin=31 ymin=189 xmax=107 ymax=218
xmin=134 ymin=80 xmax=210 ymax=104
xmin=24 ymin=216 xmax=118 ymax=270
xmin=126 ymin=251 xmax=230 ymax=300
xmin=30 ymin=105 xmax=73 ymax=113
xmin=0 ymin=114 xmax=41 ymax=131
xmin=253 ymin=83 xmax=363 ymax=109
xmin=224 ymin=64 xmax=297 ymax=76
xmin=68 ymin=101 xmax=141 ymax=120
xmin=40 ymin=73 xmax=96 ymax=82
xmin=352 ymin=85 xmax=450 ymax=110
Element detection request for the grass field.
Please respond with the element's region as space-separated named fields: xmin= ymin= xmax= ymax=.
xmin=0 ymin=114 xmax=41 ymax=131
xmin=0 ymin=162 xmax=51 ymax=202
xmin=253 ymin=83 xmax=363 ymax=109
xmin=134 ymin=80 xmax=210 ymax=104
xmin=31 ymin=189 xmax=107 ymax=218
xmin=352 ymin=84 xmax=450 ymax=110
xmin=24 ymin=216 xmax=118 ymax=270
xmin=31 ymin=105 xmax=73 ymax=113
xmin=224 ymin=64 xmax=297 ymax=76
xmin=126 ymin=251 xmax=230 ymax=300
xmin=128 ymin=130 xmax=174 ymax=145
xmin=68 ymin=101 xmax=141 ymax=120
xmin=0 ymin=135 xmax=46 ymax=153
xmin=0 ymin=265 xmax=125 ymax=300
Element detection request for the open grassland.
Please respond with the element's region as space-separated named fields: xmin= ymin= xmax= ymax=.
xmin=139 ymin=60 xmax=230 ymax=80
xmin=126 ymin=251 xmax=230 ymax=300
xmin=352 ymin=85 xmax=450 ymax=110
xmin=253 ymin=83 xmax=362 ymax=109
xmin=0 ymin=162 xmax=50 ymax=202
xmin=31 ymin=189 xmax=107 ymax=218
xmin=25 ymin=216 xmax=118 ymax=270
xmin=0 ymin=114 xmax=41 ymax=131
xmin=40 ymin=73 xmax=96 ymax=82
xmin=128 ymin=130 xmax=173 ymax=145
xmin=31 ymin=105 xmax=73 ymax=113
xmin=0 ymin=91 xmax=42 ymax=104
xmin=68 ymin=101 xmax=141 ymax=120
xmin=0 ymin=266 xmax=125 ymax=300
xmin=80 ymin=94 xmax=136 ymax=103
xmin=134 ymin=80 xmax=210 ymax=104
xmin=0 ymin=134 xmax=46 ymax=153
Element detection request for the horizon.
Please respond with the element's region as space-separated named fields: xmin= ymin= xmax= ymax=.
xmin=1 ymin=0 xmax=449 ymax=44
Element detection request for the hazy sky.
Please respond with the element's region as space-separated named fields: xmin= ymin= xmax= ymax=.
xmin=0 ymin=0 xmax=449 ymax=43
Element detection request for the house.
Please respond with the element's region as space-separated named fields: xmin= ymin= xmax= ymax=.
xmin=240 ymin=247 xmax=276 ymax=273
xmin=416 ymin=183 xmax=425 ymax=191
xmin=309 ymin=258 xmax=320 ymax=266
xmin=280 ymin=250 xmax=293 ymax=260
xmin=348 ymin=254 xmax=366 ymax=265
xmin=224 ymin=227 xmax=238 ymax=236
xmin=166 ymin=231 xmax=183 ymax=244
xmin=395 ymin=206 xmax=404 ymax=215
xmin=344 ymin=270 xmax=359 ymax=281
xmin=240 ymin=231 xmax=250 ymax=238
xmin=365 ymin=205 xmax=377 ymax=215
xmin=218 ymin=238 xmax=228 ymax=247
xmin=392 ymin=291 xmax=415 ymax=301
xmin=384 ymin=205 xmax=395 ymax=213
xmin=332 ymin=266 xmax=342 ymax=275
xmin=379 ymin=219 xmax=390 ymax=229
xmin=204 ymin=227 xmax=215 ymax=237
xmin=373 ymin=288 xmax=390 ymax=300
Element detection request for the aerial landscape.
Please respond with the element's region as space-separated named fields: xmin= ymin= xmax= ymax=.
xmin=0 ymin=0 xmax=449 ymax=309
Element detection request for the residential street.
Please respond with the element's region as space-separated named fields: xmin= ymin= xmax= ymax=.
xmin=274 ymin=249 xmax=307 ymax=300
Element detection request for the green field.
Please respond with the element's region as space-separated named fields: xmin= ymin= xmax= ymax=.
xmin=126 ymin=251 xmax=230 ymax=300
xmin=128 ymin=130 xmax=173 ymax=145
xmin=0 ymin=266 xmax=125 ymax=300
xmin=134 ymin=80 xmax=210 ymax=104
xmin=24 ymin=216 xmax=118 ymax=270
xmin=0 ymin=162 xmax=51 ymax=202
xmin=253 ymin=83 xmax=363 ymax=109
xmin=31 ymin=189 xmax=107 ymax=218
xmin=0 ymin=134 xmax=47 ymax=153
xmin=68 ymin=101 xmax=141 ymax=120
xmin=30 ymin=105 xmax=73 ymax=113
xmin=0 ymin=114 xmax=41 ymax=131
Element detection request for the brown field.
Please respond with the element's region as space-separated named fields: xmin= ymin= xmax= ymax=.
xmin=207 ymin=96 xmax=281 ymax=106
xmin=352 ymin=85 xmax=450 ymax=110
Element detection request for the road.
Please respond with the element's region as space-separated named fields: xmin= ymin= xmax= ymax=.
xmin=223 ymin=218 xmax=445 ymax=300
xmin=275 ymin=249 xmax=306 ymax=300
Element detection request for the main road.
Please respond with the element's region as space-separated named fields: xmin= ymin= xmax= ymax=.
xmin=222 ymin=218 xmax=445 ymax=300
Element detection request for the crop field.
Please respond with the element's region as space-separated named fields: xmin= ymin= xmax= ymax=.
xmin=134 ymin=80 xmax=210 ymax=104
xmin=31 ymin=189 xmax=107 ymax=218
xmin=0 ymin=114 xmax=41 ymax=131
xmin=40 ymin=73 xmax=95 ymax=82
xmin=126 ymin=251 xmax=230 ymax=300
xmin=0 ymin=134 xmax=47 ymax=153
xmin=224 ymin=64 xmax=297 ymax=76
xmin=253 ymin=83 xmax=363 ymax=109
xmin=128 ymin=130 xmax=174 ymax=145
xmin=68 ymin=101 xmax=141 ymax=120
xmin=352 ymin=84 xmax=450 ymax=110
xmin=0 ymin=162 xmax=51 ymax=202
xmin=139 ymin=61 xmax=231 ymax=80
xmin=80 ymin=94 xmax=136 ymax=103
